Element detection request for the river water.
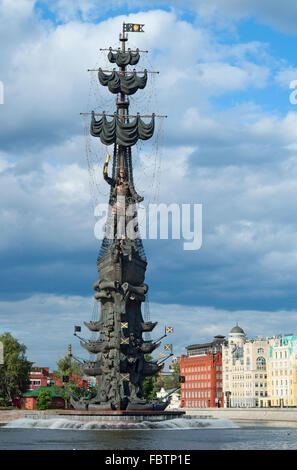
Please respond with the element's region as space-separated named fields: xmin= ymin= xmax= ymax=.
xmin=1 ymin=417 xmax=297 ymax=450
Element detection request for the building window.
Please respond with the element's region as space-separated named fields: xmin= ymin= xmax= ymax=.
xmin=30 ymin=380 xmax=41 ymax=386
xmin=246 ymin=357 xmax=250 ymax=370
xmin=256 ymin=356 xmax=266 ymax=371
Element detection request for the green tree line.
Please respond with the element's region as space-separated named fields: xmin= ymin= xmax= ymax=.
xmin=0 ymin=332 xmax=31 ymax=406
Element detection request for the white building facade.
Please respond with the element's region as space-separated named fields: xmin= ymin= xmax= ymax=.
xmin=222 ymin=324 xmax=270 ymax=407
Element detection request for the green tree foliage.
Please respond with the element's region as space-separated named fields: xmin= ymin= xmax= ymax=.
xmin=0 ymin=332 xmax=31 ymax=404
xmin=162 ymin=359 xmax=180 ymax=391
xmin=63 ymin=381 xmax=97 ymax=402
xmin=142 ymin=354 xmax=161 ymax=400
xmin=36 ymin=389 xmax=52 ymax=410
xmin=52 ymin=354 xmax=82 ymax=380
xmin=142 ymin=375 xmax=160 ymax=400
xmin=52 ymin=354 xmax=97 ymax=404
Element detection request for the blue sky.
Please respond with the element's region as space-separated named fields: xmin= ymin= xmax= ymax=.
xmin=1 ymin=0 xmax=297 ymax=368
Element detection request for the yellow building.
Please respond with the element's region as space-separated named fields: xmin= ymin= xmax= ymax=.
xmin=264 ymin=335 xmax=297 ymax=408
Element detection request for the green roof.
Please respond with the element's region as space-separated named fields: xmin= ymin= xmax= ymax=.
xmin=230 ymin=324 xmax=245 ymax=334
xmin=22 ymin=386 xmax=65 ymax=398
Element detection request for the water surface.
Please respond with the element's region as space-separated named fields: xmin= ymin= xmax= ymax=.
xmin=1 ymin=417 xmax=297 ymax=450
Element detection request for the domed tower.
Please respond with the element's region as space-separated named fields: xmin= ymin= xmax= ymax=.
xmin=229 ymin=324 xmax=246 ymax=343
xmin=228 ymin=323 xmax=246 ymax=365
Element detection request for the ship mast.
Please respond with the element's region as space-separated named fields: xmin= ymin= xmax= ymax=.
xmin=118 ymin=27 xmax=128 ymax=175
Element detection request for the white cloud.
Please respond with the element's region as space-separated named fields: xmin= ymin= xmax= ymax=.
xmin=1 ymin=293 xmax=296 ymax=369
xmin=196 ymin=61 xmax=270 ymax=94
xmin=0 ymin=5 xmax=297 ymax=312
xmin=0 ymin=156 xmax=94 ymax=252
xmin=40 ymin=0 xmax=297 ymax=33
xmin=0 ymin=8 xmax=274 ymax=153
xmin=190 ymin=0 xmax=297 ymax=33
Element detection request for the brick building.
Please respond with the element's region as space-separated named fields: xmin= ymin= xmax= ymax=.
xmin=20 ymin=386 xmax=66 ymax=410
xmin=180 ymin=335 xmax=226 ymax=408
xmin=28 ymin=367 xmax=52 ymax=389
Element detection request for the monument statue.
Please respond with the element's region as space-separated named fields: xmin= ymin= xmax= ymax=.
xmin=72 ymin=23 xmax=171 ymax=411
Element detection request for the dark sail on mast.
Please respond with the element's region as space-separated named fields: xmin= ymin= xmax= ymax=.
xmin=108 ymin=48 xmax=140 ymax=66
xmin=90 ymin=111 xmax=155 ymax=146
xmin=98 ymin=68 xmax=147 ymax=95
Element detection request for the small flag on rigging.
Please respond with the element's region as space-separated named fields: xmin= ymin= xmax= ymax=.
xmin=165 ymin=326 xmax=174 ymax=334
xmin=120 ymin=373 xmax=130 ymax=382
xmin=123 ymin=23 xmax=145 ymax=33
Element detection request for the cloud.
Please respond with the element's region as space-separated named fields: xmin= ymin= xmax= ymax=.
xmin=0 ymin=5 xmax=297 ymax=313
xmin=0 ymin=6 xmax=274 ymax=151
xmin=37 ymin=0 xmax=297 ymax=33
xmin=170 ymin=0 xmax=297 ymax=34
xmin=0 ymin=293 xmax=296 ymax=369
xmin=1 ymin=3 xmax=297 ymax=370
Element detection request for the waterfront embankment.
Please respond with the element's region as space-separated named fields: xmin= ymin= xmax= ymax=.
xmin=0 ymin=409 xmax=23 ymax=424
xmin=184 ymin=407 xmax=297 ymax=423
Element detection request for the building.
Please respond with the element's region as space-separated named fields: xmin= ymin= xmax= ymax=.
xmin=264 ymin=335 xmax=297 ymax=407
xmin=180 ymin=335 xmax=225 ymax=408
xmin=222 ymin=324 xmax=270 ymax=408
xmin=28 ymin=367 xmax=52 ymax=389
xmin=53 ymin=374 xmax=89 ymax=389
xmin=29 ymin=365 xmax=91 ymax=390
xmin=20 ymin=386 xmax=66 ymax=410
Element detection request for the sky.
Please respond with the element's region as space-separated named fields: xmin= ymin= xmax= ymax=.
xmin=1 ymin=0 xmax=297 ymax=368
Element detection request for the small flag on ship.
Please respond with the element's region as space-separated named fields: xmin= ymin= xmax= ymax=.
xmin=123 ymin=23 xmax=144 ymax=33
xmin=165 ymin=326 xmax=174 ymax=334
xmin=120 ymin=373 xmax=130 ymax=382
xmin=120 ymin=337 xmax=129 ymax=345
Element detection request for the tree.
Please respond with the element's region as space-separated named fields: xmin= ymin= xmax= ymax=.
xmin=142 ymin=354 xmax=161 ymax=400
xmin=0 ymin=332 xmax=31 ymax=405
xmin=52 ymin=354 xmax=82 ymax=380
xmin=63 ymin=381 xmax=97 ymax=402
xmin=142 ymin=375 xmax=160 ymax=400
xmin=162 ymin=359 xmax=180 ymax=390
xmin=52 ymin=355 xmax=96 ymax=405
xmin=36 ymin=389 xmax=52 ymax=410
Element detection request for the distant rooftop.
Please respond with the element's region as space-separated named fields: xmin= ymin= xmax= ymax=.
xmin=186 ymin=335 xmax=226 ymax=351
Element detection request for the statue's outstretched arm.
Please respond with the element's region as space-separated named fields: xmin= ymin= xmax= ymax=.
xmin=103 ymin=154 xmax=116 ymax=186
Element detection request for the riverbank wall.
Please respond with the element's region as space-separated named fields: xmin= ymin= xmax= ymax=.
xmin=184 ymin=407 xmax=297 ymax=422
xmin=0 ymin=409 xmax=22 ymax=424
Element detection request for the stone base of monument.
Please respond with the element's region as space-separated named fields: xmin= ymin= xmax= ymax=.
xmin=23 ymin=409 xmax=185 ymax=423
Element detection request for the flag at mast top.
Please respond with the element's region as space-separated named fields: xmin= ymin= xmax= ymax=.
xmin=123 ymin=22 xmax=145 ymax=33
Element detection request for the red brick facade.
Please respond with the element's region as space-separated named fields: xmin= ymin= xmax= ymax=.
xmin=29 ymin=367 xmax=51 ymax=389
xmin=180 ymin=337 xmax=224 ymax=408
xmin=20 ymin=396 xmax=65 ymax=410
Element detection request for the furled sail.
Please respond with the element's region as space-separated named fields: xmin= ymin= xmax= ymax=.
xmin=90 ymin=112 xmax=155 ymax=146
xmin=98 ymin=68 xmax=147 ymax=95
xmin=108 ymin=48 xmax=140 ymax=66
